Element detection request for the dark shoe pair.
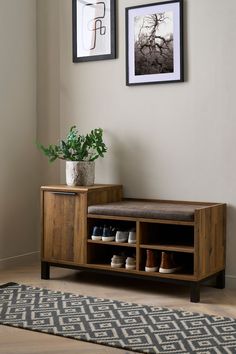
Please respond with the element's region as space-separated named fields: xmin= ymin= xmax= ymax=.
xmin=91 ymin=225 xmax=136 ymax=243
xmin=91 ymin=225 xmax=116 ymax=241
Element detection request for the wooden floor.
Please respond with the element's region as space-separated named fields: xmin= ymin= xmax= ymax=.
xmin=0 ymin=262 xmax=236 ymax=354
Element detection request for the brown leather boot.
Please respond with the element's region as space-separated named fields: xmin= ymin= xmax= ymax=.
xmin=145 ymin=250 xmax=158 ymax=272
xmin=159 ymin=251 xmax=181 ymax=273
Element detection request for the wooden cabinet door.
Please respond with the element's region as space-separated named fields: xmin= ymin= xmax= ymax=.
xmin=42 ymin=191 xmax=85 ymax=264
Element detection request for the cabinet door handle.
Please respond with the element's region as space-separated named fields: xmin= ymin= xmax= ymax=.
xmin=52 ymin=192 xmax=77 ymax=196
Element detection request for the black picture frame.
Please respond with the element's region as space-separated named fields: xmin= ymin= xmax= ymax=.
xmin=126 ymin=0 xmax=184 ymax=85
xmin=72 ymin=0 xmax=116 ymax=62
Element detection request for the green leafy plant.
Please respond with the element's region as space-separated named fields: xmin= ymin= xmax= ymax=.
xmin=37 ymin=126 xmax=107 ymax=162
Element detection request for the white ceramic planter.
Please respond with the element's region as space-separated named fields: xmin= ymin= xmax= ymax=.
xmin=66 ymin=161 xmax=95 ymax=186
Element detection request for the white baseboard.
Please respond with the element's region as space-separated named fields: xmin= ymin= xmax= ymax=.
xmin=0 ymin=251 xmax=40 ymax=269
xmin=226 ymin=275 xmax=236 ymax=289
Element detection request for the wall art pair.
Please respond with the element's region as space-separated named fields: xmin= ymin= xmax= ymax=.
xmin=72 ymin=0 xmax=184 ymax=85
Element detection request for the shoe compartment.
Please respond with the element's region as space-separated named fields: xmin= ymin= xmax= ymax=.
xmin=87 ymin=218 xmax=194 ymax=277
xmin=140 ymin=248 xmax=194 ymax=275
xmin=140 ymin=222 xmax=194 ymax=248
xmin=87 ymin=243 xmax=136 ymax=269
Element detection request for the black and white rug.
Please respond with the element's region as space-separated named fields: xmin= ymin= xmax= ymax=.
xmin=0 ymin=283 xmax=236 ymax=353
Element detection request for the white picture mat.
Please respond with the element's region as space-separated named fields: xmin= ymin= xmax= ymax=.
xmin=128 ymin=2 xmax=181 ymax=84
xmin=76 ymin=0 xmax=111 ymax=58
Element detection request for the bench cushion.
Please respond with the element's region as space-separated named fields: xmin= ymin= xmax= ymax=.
xmin=88 ymin=200 xmax=204 ymax=221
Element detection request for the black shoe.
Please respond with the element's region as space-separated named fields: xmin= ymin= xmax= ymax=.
xmin=91 ymin=226 xmax=103 ymax=240
xmin=102 ymin=225 xmax=116 ymax=241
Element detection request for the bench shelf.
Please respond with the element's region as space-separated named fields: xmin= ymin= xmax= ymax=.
xmin=41 ymin=184 xmax=226 ymax=303
xmin=87 ymin=240 xmax=136 ymax=247
xmin=140 ymin=244 xmax=194 ymax=253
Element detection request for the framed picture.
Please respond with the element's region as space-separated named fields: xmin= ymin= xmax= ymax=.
xmin=72 ymin=0 xmax=116 ymax=62
xmin=126 ymin=0 xmax=184 ymax=85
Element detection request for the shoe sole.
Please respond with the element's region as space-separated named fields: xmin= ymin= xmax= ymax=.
xmin=102 ymin=237 xmax=115 ymax=241
xmin=115 ymin=239 xmax=128 ymax=243
xmin=91 ymin=236 xmax=102 ymax=240
xmin=125 ymin=265 xmax=136 ymax=270
xmin=145 ymin=266 xmax=158 ymax=272
xmin=159 ymin=267 xmax=181 ymax=274
xmin=128 ymin=239 xmax=136 ymax=244
xmin=111 ymin=263 xmax=124 ymax=268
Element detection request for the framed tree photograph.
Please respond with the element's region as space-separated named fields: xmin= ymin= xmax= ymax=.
xmin=72 ymin=0 xmax=116 ymax=62
xmin=126 ymin=0 xmax=184 ymax=85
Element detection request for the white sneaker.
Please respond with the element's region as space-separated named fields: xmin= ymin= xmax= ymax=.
xmin=125 ymin=257 xmax=136 ymax=270
xmin=115 ymin=231 xmax=129 ymax=243
xmin=111 ymin=255 xmax=126 ymax=268
xmin=128 ymin=230 xmax=136 ymax=244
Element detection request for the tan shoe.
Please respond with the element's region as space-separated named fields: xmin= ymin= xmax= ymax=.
xmin=145 ymin=250 xmax=158 ymax=272
xmin=159 ymin=252 xmax=181 ymax=273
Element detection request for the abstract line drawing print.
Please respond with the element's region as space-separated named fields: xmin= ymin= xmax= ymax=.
xmin=82 ymin=2 xmax=107 ymax=51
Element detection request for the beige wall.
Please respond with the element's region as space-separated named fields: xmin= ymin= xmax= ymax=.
xmin=54 ymin=0 xmax=236 ymax=286
xmin=0 ymin=0 xmax=40 ymax=263
xmin=3 ymin=0 xmax=235 ymax=285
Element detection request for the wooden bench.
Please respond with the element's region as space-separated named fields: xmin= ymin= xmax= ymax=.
xmin=41 ymin=185 xmax=226 ymax=302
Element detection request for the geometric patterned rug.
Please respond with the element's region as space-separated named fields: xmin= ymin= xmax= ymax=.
xmin=0 ymin=283 xmax=236 ymax=354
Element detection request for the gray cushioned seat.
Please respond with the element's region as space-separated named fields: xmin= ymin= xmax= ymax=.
xmin=88 ymin=200 xmax=205 ymax=221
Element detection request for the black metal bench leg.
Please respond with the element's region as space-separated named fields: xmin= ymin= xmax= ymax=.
xmin=215 ymin=270 xmax=225 ymax=289
xmin=190 ymin=282 xmax=200 ymax=303
xmin=41 ymin=261 xmax=50 ymax=280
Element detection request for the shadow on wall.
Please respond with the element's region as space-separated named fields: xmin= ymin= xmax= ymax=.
xmin=0 ymin=152 xmax=41 ymax=259
xmin=225 ymin=204 xmax=236 ymax=280
xmin=105 ymin=131 xmax=159 ymax=197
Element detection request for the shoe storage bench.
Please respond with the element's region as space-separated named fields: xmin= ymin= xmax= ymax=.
xmin=41 ymin=184 xmax=226 ymax=303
